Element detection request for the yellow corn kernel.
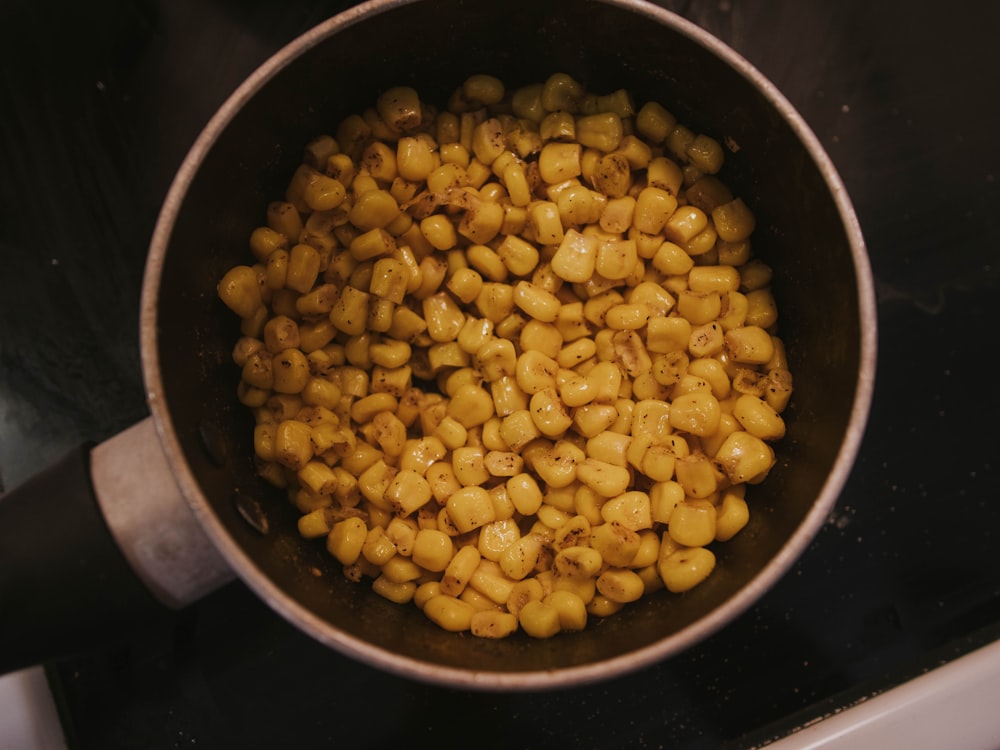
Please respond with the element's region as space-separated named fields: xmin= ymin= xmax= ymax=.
xmin=611 ymin=329 xmax=652 ymax=378
xmin=413 ymin=581 xmax=442 ymax=610
xmin=339 ymin=439 xmax=383 ymax=476
xmin=356 ymin=459 xmax=396 ymax=511
xmin=326 ymin=516 xmax=367 ymax=565
xmin=348 ymin=391 xmax=396 ymax=424
xmin=296 ymin=459 xmax=339 ymax=496
xmin=712 ymin=197 xmax=756 ymax=242
xmin=486 ymin=376 xmax=526 ymax=418
xmin=528 ymin=387 xmax=572 ymax=438
xmin=348 ymin=228 xmax=394 ymax=264
xmin=593 ymin=238 xmax=638 ymax=282
xmin=589 ymin=520 xmax=641 ymax=567
xmin=571 ymin=403 xmax=619 ymax=439
xmin=539 ymin=72 xmax=583 ymax=111
xmin=675 ymin=454 xmax=720 ymax=499
xmin=744 ymin=288 xmax=778 ymax=329
xmin=604 ymin=302 xmax=651 ymax=331
xmin=274 ymin=419 xmax=314 ymax=470
xmin=446 ymin=486 xmax=496 ymax=534
xmin=497 ymin=410 xmax=540 ymax=453
xmin=659 ymin=545 xmax=716 ymax=593
xmin=558 ymin=372 xmax=595 ymax=408
xmin=540 ymin=109 xmax=576 ymax=141
xmin=650 ymin=241 xmax=695 ymax=278
xmin=484 ymin=451 xmax=524 ymax=478
xmin=454 ymin=317 xmax=491 ymax=355
xmin=632 ymin=186 xmax=678 ymax=235
xmin=576 ymin=458 xmax=631 ymax=498
xmin=374 ymin=85 xmax=421 ymax=133
xmin=423 ymin=594 xmax=475 ymax=632
xmin=530 ymin=440 xmax=582 ymax=490
xmin=446 ymin=382 xmax=495 ymax=428
xmin=589 ymin=151 xmax=631 ymax=199
xmin=600 ymin=490 xmax=652 ymax=531
xmin=576 ymin=112 xmax=624 ymax=152
xmin=428 ymin=417 xmax=465 ymax=453
xmin=394 ymin=135 xmax=435 ymax=182
xmin=470 ymin=610 xmax=519 ymax=639
xmin=449 ymin=444 xmax=487 ymax=487
xmin=683 ymin=133 xmax=723 ymax=174
xmin=669 ymin=391 xmax=722 ymax=437
xmin=527 ymin=201 xmax=565 ymax=245
xmin=549 ymin=514 xmax=589 ymax=550
xmin=668 ymin=499 xmax=718 ymax=548
xmin=367 ymin=409 xmax=405 ymax=457
xmin=635 ymin=101 xmax=677 ymax=144
xmin=715 ymin=489 xmax=750 ymax=542
xmin=296 ymin=507 xmax=332 ymax=539
xmin=740 ymin=258 xmax=773 ymax=291
xmin=688 ymin=266 xmax=740 ymax=295
xmin=506 ymin=472 xmax=544 ymax=516
xmin=518 ymin=600 xmax=561 ymax=639
xmin=475 ymin=281 xmax=515 ymax=322
xmin=543 ymin=483 xmax=578 ymax=514
xmin=267 ymin=200 xmax=303 ymax=243
xmin=402 ymin=437 xmax=449 ymax=476
xmin=242 ymin=349 xmax=274 ymax=391
xmin=688 ymin=321 xmax=725 ymax=358
xmin=418 ymin=214 xmax=456 ymax=252
xmin=327 ymin=284 xmax=369 ymax=336
xmin=765 ymin=369 xmax=794 ymax=414
xmin=467 ymin=558 xmax=515 ymax=606
xmin=381 ymin=553 xmax=423 ymax=583
xmin=439 ymin=545 xmax=481 ymax=597
xmin=506 ymin=578 xmax=545 ymax=618
xmin=249 ymin=225 xmax=289 ymax=263
xmin=538 ymin=141 xmax=583 ymax=185
xmin=359 ymin=526 xmax=397 ymax=567
xmin=586 ymin=431 xmax=631 ymax=467
xmin=349 ymin=189 xmax=400 ymax=232
xmin=371 ymin=576 xmax=417 ymax=605
xmin=725 ymin=325 xmax=775 ymax=365
xmin=380 ymin=518 xmax=416 ymax=560
xmin=596 ymin=568 xmax=645 ymax=604
xmin=648 ymin=480 xmax=684 ymax=525
xmin=440 ymin=268 xmax=482 ymax=306
xmin=676 ymin=289 xmax=722 ymax=326
xmin=514 ymin=350 xmax=559 ymax=395
xmin=733 ymin=394 xmax=786 ymax=441
xmin=558 ymin=339 xmax=597 ymax=371
xmin=558 ymin=184 xmax=605 ymax=226
xmin=630 ymin=529 xmax=663 ymax=570
xmin=543 ymin=590 xmax=588 ymax=632
xmin=714 ymin=429 xmax=776 ymax=484
xmin=662 ymin=205 xmax=708 ymax=246
xmin=218 ymin=265 xmax=263 ymax=320
xmin=471 ymin=118 xmax=505 ymax=166
xmin=419 ymin=290 xmax=463 ymax=343
xmin=410 ymin=528 xmax=455 ymax=573
xmin=383 ymin=468 xmax=432 ymax=515
xmin=472 ymin=338 xmax=515 ymax=383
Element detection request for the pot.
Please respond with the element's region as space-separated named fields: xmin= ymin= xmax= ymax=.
xmin=0 ymin=0 xmax=876 ymax=690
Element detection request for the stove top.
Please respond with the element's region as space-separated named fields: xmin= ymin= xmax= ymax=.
xmin=1 ymin=0 xmax=998 ymax=748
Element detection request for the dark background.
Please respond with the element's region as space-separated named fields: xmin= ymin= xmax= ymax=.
xmin=1 ymin=0 xmax=998 ymax=748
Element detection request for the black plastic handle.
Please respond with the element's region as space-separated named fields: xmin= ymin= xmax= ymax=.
xmin=0 ymin=444 xmax=171 ymax=674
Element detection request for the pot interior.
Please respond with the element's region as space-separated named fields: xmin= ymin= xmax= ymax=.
xmin=149 ymin=0 xmax=867 ymax=685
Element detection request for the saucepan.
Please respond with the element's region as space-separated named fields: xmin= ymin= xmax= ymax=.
xmin=0 ymin=0 xmax=876 ymax=690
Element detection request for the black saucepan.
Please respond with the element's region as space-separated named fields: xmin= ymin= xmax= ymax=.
xmin=0 ymin=0 xmax=876 ymax=690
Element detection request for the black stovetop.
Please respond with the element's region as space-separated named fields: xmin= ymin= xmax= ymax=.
xmin=1 ymin=0 xmax=998 ymax=748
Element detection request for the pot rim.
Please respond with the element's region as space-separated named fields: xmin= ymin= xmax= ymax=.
xmin=139 ymin=0 xmax=877 ymax=690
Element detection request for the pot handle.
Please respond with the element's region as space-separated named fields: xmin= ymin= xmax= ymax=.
xmin=0 ymin=417 xmax=235 ymax=675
